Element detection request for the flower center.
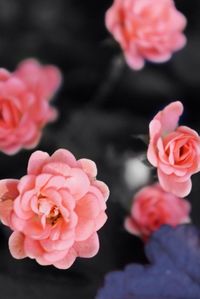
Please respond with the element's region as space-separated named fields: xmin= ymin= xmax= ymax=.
xmin=38 ymin=196 xmax=61 ymax=226
xmin=46 ymin=206 xmax=61 ymax=226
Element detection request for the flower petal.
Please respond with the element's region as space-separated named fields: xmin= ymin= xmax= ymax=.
xmin=9 ymin=231 xmax=26 ymax=259
xmin=24 ymin=237 xmax=44 ymax=258
xmin=53 ymin=248 xmax=77 ymax=269
xmin=74 ymin=232 xmax=99 ymax=258
xmin=27 ymin=151 xmax=50 ymax=175
xmin=75 ymin=217 xmax=94 ymax=241
xmin=0 ymin=179 xmax=19 ymax=201
xmin=158 ymin=169 xmax=192 ymax=197
xmin=155 ymin=101 xmax=183 ymax=135
xmin=51 ymin=149 xmax=77 ymax=168
xmin=78 ymin=158 xmax=97 ymax=178
xmin=66 ymin=168 xmax=90 ymax=200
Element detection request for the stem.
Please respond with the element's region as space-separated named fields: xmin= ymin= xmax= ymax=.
xmin=89 ymin=54 xmax=125 ymax=108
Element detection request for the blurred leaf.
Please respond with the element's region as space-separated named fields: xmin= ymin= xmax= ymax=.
xmin=96 ymin=224 xmax=200 ymax=299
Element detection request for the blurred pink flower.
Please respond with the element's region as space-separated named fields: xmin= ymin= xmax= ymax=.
xmin=0 ymin=149 xmax=109 ymax=269
xmin=0 ymin=60 xmax=61 ymax=155
xmin=105 ymin=0 xmax=187 ymax=70
xmin=147 ymin=101 xmax=200 ymax=197
xmin=125 ymin=183 xmax=190 ymax=240
xmin=15 ymin=59 xmax=62 ymax=101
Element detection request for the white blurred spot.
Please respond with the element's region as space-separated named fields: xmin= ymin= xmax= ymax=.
xmin=124 ymin=156 xmax=150 ymax=190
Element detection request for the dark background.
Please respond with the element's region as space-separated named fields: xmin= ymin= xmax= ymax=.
xmin=0 ymin=0 xmax=200 ymax=298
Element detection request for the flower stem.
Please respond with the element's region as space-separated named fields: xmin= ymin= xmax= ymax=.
xmin=89 ymin=54 xmax=125 ymax=108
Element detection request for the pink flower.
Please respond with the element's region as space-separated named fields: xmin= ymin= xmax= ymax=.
xmin=105 ymin=0 xmax=187 ymax=70
xmin=0 ymin=60 xmax=61 ymax=155
xmin=147 ymin=101 xmax=200 ymax=197
xmin=15 ymin=59 xmax=62 ymax=101
xmin=125 ymin=183 xmax=190 ymax=240
xmin=0 ymin=149 xmax=109 ymax=269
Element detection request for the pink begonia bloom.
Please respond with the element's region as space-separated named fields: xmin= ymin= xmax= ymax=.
xmin=15 ymin=59 xmax=62 ymax=101
xmin=147 ymin=101 xmax=200 ymax=197
xmin=0 ymin=60 xmax=61 ymax=155
xmin=125 ymin=183 xmax=191 ymax=240
xmin=0 ymin=149 xmax=109 ymax=269
xmin=105 ymin=0 xmax=187 ymax=70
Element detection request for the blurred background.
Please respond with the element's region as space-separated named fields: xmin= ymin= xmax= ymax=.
xmin=0 ymin=0 xmax=200 ymax=298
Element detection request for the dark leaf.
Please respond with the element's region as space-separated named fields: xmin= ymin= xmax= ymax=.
xmin=96 ymin=225 xmax=200 ymax=299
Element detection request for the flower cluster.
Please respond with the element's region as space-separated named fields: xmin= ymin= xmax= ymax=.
xmin=98 ymin=100 xmax=200 ymax=297
xmin=0 ymin=0 xmax=197 ymax=291
xmin=0 ymin=149 xmax=109 ymax=269
xmin=0 ymin=59 xmax=62 ymax=155
xmin=105 ymin=0 xmax=187 ymax=70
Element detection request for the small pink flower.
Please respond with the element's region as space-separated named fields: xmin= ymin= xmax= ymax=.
xmin=147 ymin=101 xmax=200 ymax=197
xmin=0 ymin=149 xmax=109 ymax=269
xmin=125 ymin=183 xmax=190 ymax=240
xmin=105 ymin=0 xmax=187 ymax=70
xmin=0 ymin=60 xmax=62 ymax=155
xmin=15 ymin=59 xmax=62 ymax=101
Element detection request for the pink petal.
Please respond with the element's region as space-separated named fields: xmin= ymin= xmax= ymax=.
xmin=74 ymin=232 xmax=99 ymax=258
xmin=158 ymin=169 xmax=192 ymax=197
xmin=43 ymin=249 xmax=68 ymax=263
xmin=4 ymin=77 xmax=26 ymax=97
xmin=44 ymin=175 xmax=67 ymax=190
xmin=14 ymin=195 xmax=34 ymax=220
xmin=93 ymin=180 xmax=110 ymax=201
xmin=53 ymin=248 xmax=77 ymax=269
xmin=75 ymin=193 xmax=100 ymax=219
xmin=9 ymin=231 xmax=26 ymax=259
xmin=42 ymin=162 xmax=71 ymax=177
xmin=95 ymin=212 xmax=107 ymax=231
xmin=147 ymin=119 xmax=161 ymax=166
xmin=0 ymin=199 xmax=13 ymax=226
xmin=35 ymin=174 xmax=52 ymax=190
xmin=23 ymin=219 xmax=50 ymax=240
xmin=177 ymin=125 xmax=199 ymax=137
xmin=173 ymin=34 xmax=187 ymax=51
xmin=124 ymin=49 xmax=145 ymax=71
xmin=17 ymin=175 xmax=35 ymax=194
xmin=43 ymin=65 xmax=62 ymax=98
xmin=78 ymin=158 xmax=97 ymax=178
xmin=59 ymin=189 xmax=76 ymax=210
xmin=124 ymin=217 xmax=141 ymax=236
xmin=0 ymin=68 xmax=11 ymax=80
xmin=155 ymin=101 xmax=183 ymax=135
xmin=145 ymin=52 xmax=172 ymax=63
xmin=11 ymin=212 xmax=26 ymax=231
xmin=75 ymin=217 xmax=94 ymax=241
xmin=50 ymin=149 xmax=77 ymax=168
xmin=27 ymin=151 xmax=50 ymax=175
xmin=158 ymin=162 xmax=173 ymax=175
xmin=40 ymin=238 xmax=74 ymax=252
xmin=24 ymin=237 xmax=44 ymax=258
xmin=0 ymin=179 xmax=19 ymax=201
xmin=65 ymin=168 xmax=90 ymax=200
xmin=36 ymin=256 xmax=51 ymax=266
xmin=88 ymin=186 xmax=107 ymax=210
xmin=23 ymin=131 xmax=42 ymax=150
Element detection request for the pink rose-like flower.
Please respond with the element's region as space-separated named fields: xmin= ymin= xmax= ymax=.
xmin=15 ymin=59 xmax=62 ymax=101
xmin=0 ymin=149 xmax=109 ymax=269
xmin=105 ymin=0 xmax=187 ymax=70
xmin=125 ymin=183 xmax=190 ymax=240
xmin=0 ymin=62 xmax=60 ymax=155
xmin=147 ymin=101 xmax=200 ymax=197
